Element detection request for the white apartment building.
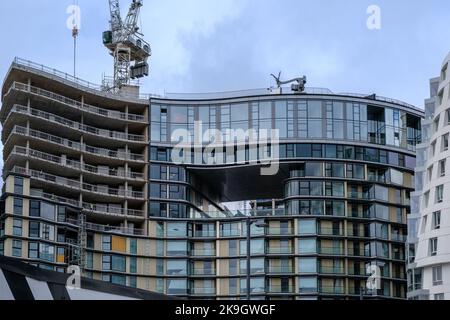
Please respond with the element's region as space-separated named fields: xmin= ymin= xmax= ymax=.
xmin=408 ymin=52 xmax=450 ymax=300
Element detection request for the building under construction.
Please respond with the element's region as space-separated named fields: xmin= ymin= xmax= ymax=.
xmin=0 ymin=0 xmax=425 ymax=299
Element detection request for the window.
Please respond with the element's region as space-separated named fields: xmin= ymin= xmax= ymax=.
xmin=229 ymin=259 xmax=239 ymax=275
xmin=57 ymin=206 xmax=66 ymax=222
xmin=443 ymin=133 xmax=449 ymax=151
xmin=102 ymin=255 xmax=111 ymax=270
xmin=325 ymin=163 xmax=345 ymax=178
xmin=432 ymin=211 xmax=441 ymax=230
xmin=29 ymin=200 xmax=40 ymax=217
xmin=39 ymin=244 xmax=54 ymax=262
xmin=0 ymin=241 xmax=3 ymax=255
xmin=13 ymin=219 xmax=22 ymax=236
xmin=439 ymin=159 xmax=446 ymax=177
xmin=128 ymin=276 xmax=137 ymax=288
xmin=40 ymin=223 xmax=55 ymax=241
xmin=240 ymin=277 xmax=265 ymax=294
xmin=13 ymin=197 xmax=23 ymax=215
xmin=102 ymin=235 xmax=111 ymax=251
xmin=432 ymin=265 xmax=443 ymax=286
xmin=167 ymin=241 xmax=188 ymax=256
xmin=29 ymin=221 xmax=39 ymax=238
xmin=298 ymin=276 xmax=317 ymax=293
xmin=111 ymin=255 xmax=126 ymax=272
xmin=28 ymin=242 xmax=39 ymax=259
xmin=298 ymin=257 xmax=317 ymax=273
xmin=436 ymin=185 xmax=444 ymax=203
xmin=435 ymin=293 xmax=445 ymax=300
xmin=86 ymin=252 xmax=93 ymax=269
xmin=298 ymin=239 xmax=317 ymax=254
xmin=298 ymin=220 xmax=316 ymax=235
xmin=167 ymin=279 xmax=187 ymax=295
xmin=229 ymin=278 xmax=238 ymax=295
xmin=305 ymin=163 xmax=323 ymax=177
xmin=41 ymin=202 xmax=55 ymax=221
xmin=166 ymin=222 xmax=187 ymax=237
xmin=12 ymin=240 xmax=22 ymax=257
xmin=167 ymin=260 xmax=187 ymax=275
xmin=14 ymin=176 xmax=24 ymax=194
xmin=430 ymin=238 xmax=438 ymax=256
xmin=130 ymin=238 xmax=137 ymax=255
xmin=446 ymin=109 xmax=450 ymax=125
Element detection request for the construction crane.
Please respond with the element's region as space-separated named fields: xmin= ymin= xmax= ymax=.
xmin=103 ymin=0 xmax=151 ymax=91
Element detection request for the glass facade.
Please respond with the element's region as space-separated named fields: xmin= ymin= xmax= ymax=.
xmin=0 ymin=61 xmax=423 ymax=301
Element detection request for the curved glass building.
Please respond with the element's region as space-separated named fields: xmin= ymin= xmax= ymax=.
xmin=0 ymin=58 xmax=423 ymax=300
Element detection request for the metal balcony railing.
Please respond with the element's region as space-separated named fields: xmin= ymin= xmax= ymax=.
xmin=192 ymin=230 xmax=217 ymax=238
xmin=318 ymin=246 xmax=345 ymax=255
xmin=28 ymin=189 xmax=145 ymax=218
xmin=8 ymin=166 xmax=145 ymax=199
xmin=190 ymin=249 xmax=216 ymax=257
xmin=266 ymin=247 xmax=294 ymax=254
xmin=190 ymin=269 xmax=216 ymax=276
xmin=13 ymin=57 xmax=161 ymax=100
xmin=66 ymin=218 xmax=145 ymax=236
xmin=8 ymin=104 xmax=146 ymax=143
xmin=319 ymin=266 xmax=345 ymax=275
xmin=7 ymin=81 xmax=146 ymax=123
xmin=266 ymin=266 xmax=294 ymax=274
xmin=266 ymin=227 xmax=294 ymax=236
xmin=317 ymin=227 xmax=344 ymax=236
xmin=319 ymin=285 xmax=345 ymax=294
xmin=11 ymin=126 xmax=145 ymax=162
xmin=9 ymin=146 xmax=144 ymax=181
xmin=9 ymin=125 xmax=146 ymax=162
xmin=265 ymin=285 xmax=295 ymax=294
xmin=190 ymin=287 xmax=216 ymax=295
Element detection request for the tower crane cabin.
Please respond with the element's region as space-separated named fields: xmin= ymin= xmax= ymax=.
xmin=102 ymin=0 xmax=151 ymax=92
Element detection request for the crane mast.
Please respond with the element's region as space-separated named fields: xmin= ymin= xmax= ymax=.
xmin=103 ymin=0 xmax=151 ymax=92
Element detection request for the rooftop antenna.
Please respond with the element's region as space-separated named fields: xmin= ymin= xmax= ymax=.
xmin=71 ymin=0 xmax=79 ymax=77
xmin=270 ymin=71 xmax=307 ymax=93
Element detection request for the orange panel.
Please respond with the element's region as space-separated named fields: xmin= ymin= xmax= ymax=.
xmin=112 ymin=236 xmax=126 ymax=252
xmin=57 ymin=254 xmax=65 ymax=263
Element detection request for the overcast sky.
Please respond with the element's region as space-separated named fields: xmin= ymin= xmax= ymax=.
xmin=0 ymin=0 xmax=449 ymax=108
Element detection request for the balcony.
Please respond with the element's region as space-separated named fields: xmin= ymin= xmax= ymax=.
xmin=9 ymin=147 xmax=144 ymax=181
xmin=7 ymin=166 xmax=145 ymax=200
xmin=348 ymin=191 xmax=372 ymax=201
xmin=318 ymin=247 xmax=344 ymax=256
xmin=391 ymin=234 xmax=407 ymax=242
xmin=266 ymin=247 xmax=294 ymax=254
xmin=190 ymin=249 xmax=216 ymax=257
xmin=266 ymin=227 xmax=294 ymax=236
xmin=266 ymin=285 xmax=295 ymax=294
xmin=266 ymin=266 xmax=294 ymax=274
xmin=29 ymin=189 xmax=145 ymax=218
xmin=319 ymin=285 xmax=345 ymax=295
xmin=317 ymin=227 xmax=344 ymax=237
xmin=319 ymin=266 xmax=345 ymax=275
xmin=190 ymin=269 xmax=216 ymax=276
xmin=7 ymin=104 xmax=146 ymax=143
xmin=7 ymin=126 xmax=145 ymax=163
xmin=64 ymin=218 xmax=144 ymax=236
xmin=192 ymin=230 xmax=216 ymax=238
xmin=190 ymin=287 xmax=216 ymax=295
xmin=7 ymin=82 xmax=146 ymax=123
